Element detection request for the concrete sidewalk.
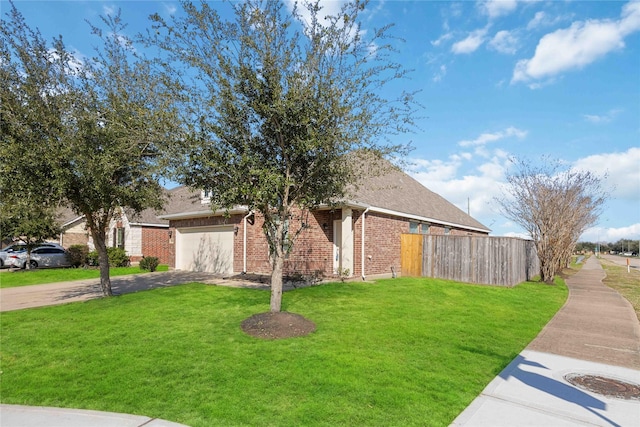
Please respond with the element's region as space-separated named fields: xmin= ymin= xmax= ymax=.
xmin=0 ymin=404 xmax=188 ymax=427
xmin=451 ymin=256 xmax=640 ymax=426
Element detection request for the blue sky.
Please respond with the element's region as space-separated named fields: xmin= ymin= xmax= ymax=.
xmin=4 ymin=0 xmax=639 ymax=242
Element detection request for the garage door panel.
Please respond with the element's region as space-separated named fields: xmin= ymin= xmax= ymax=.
xmin=176 ymin=226 xmax=234 ymax=274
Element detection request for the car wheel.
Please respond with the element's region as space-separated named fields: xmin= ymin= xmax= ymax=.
xmin=29 ymin=260 xmax=38 ymax=269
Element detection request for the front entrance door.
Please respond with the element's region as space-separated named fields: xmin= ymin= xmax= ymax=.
xmin=333 ymin=219 xmax=342 ymax=274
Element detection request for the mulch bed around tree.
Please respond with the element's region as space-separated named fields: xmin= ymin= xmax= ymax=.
xmin=241 ymin=312 xmax=316 ymax=339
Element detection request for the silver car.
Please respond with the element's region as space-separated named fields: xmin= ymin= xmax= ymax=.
xmin=8 ymin=246 xmax=72 ymax=269
xmin=0 ymin=242 xmax=63 ymax=268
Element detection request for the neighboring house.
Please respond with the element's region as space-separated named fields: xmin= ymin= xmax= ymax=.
xmin=57 ymin=207 xmax=92 ymax=249
xmin=160 ymin=165 xmax=490 ymax=279
xmin=107 ymin=206 xmax=171 ymax=264
xmin=56 ymin=193 xmax=175 ymax=264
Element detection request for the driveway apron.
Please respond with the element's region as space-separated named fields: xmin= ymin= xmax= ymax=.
xmin=0 ymin=271 xmax=225 ymax=312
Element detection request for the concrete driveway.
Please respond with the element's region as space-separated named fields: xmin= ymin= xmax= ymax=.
xmin=0 ymin=270 xmax=235 ymax=312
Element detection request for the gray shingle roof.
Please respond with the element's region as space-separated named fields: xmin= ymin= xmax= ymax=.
xmin=350 ymin=164 xmax=490 ymax=232
xmin=162 ymin=162 xmax=490 ymax=233
xmin=55 ymin=206 xmax=82 ymax=226
xmin=57 ymin=188 xmax=179 ymax=227
xmin=161 ymin=186 xmax=204 ymax=216
xmin=124 ymin=187 xmax=198 ymax=225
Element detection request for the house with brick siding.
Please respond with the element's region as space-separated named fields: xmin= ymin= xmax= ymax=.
xmin=160 ymin=165 xmax=490 ymax=279
xmin=55 ymin=192 xmax=175 ymax=264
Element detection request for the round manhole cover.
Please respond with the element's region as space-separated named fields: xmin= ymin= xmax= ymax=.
xmin=564 ymin=373 xmax=640 ymax=400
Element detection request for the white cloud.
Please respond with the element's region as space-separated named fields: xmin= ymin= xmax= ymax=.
xmin=47 ymin=49 xmax=85 ymax=76
xmin=406 ymin=145 xmax=639 ymax=239
xmin=479 ymin=0 xmax=518 ymax=19
xmin=431 ymin=32 xmax=453 ymax=47
xmin=284 ymin=0 xmax=365 ymax=48
xmin=583 ymin=109 xmax=622 ymax=124
xmin=450 ymin=3 xmax=463 ymax=19
xmin=489 ymin=30 xmax=518 ymax=54
xmin=408 ymin=151 xmax=511 ymax=227
xmin=103 ymin=5 xmax=117 ymax=17
xmin=364 ymin=0 xmax=386 ymax=21
xmin=527 ymin=11 xmax=546 ymax=30
xmin=458 ymin=126 xmax=527 ymax=147
xmin=572 ymin=147 xmax=640 ymax=200
xmin=512 ymin=1 xmax=640 ymax=85
xmin=407 ymin=157 xmax=461 ymax=182
xmin=451 ymin=28 xmax=488 ymax=54
xmin=433 ymin=64 xmax=447 ymax=82
xmin=478 ymin=150 xmax=509 ymax=182
xmin=580 ymin=223 xmax=640 ymax=242
xmin=503 ymin=230 xmax=531 ymax=239
xmin=411 ymin=170 xmax=500 ymax=219
xmin=285 ymin=0 xmax=344 ymax=27
xmin=164 ymin=3 xmax=177 ymax=15
xmin=526 ymin=10 xmax=569 ymax=31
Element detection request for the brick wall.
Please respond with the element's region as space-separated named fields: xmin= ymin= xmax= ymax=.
xmin=140 ymin=227 xmax=171 ymax=264
xmin=60 ymin=232 xmax=89 ymax=248
xmin=169 ymin=208 xmax=487 ymax=278
xmin=241 ymin=213 xmax=270 ymax=274
xmin=356 ymin=211 xmax=407 ymax=277
xmin=283 ymin=210 xmax=333 ymax=277
xmin=241 ymin=209 xmax=335 ymax=277
xmin=355 ymin=212 xmax=488 ymax=278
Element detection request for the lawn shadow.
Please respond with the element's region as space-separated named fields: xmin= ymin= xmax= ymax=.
xmin=54 ymin=282 xmax=102 ymax=302
xmin=53 ymin=272 xmax=224 ymax=302
xmin=111 ymin=271 xmax=225 ymax=294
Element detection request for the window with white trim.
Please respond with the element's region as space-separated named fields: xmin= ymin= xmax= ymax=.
xmin=113 ymin=227 xmax=125 ymax=249
xmin=201 ymin=190 xmax=211 ymax=204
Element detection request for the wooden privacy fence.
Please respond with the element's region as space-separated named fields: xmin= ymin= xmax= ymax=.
xmin=401 ymin=234 xmax=540 ymax=287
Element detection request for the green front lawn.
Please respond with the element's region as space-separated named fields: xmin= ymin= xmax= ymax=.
xmin=0 ymin=277 xmax=567 ymax=426
xmin=0 ymin=265 xmax=169 ymax=288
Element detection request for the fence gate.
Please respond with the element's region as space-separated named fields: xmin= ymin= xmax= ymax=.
xmin=401 ymin=234 xmax=423 ymax=277
xmin=399 ymin=234 xmax=540 ymax=286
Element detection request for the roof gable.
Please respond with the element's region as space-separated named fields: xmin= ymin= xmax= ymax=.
xmin=162 ymin=163 xmax=490 ymax=233
xmin=350 ymin=164 xmax=490 ymax=232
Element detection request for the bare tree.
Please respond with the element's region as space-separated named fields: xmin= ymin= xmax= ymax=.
xmin=497 ymin=158 xmax=608 ymax=283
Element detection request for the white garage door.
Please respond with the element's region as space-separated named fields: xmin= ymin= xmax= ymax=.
xmin=176 ymin=226 xmax=234 ymax=274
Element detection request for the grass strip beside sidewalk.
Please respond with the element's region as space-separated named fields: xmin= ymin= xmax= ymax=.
xmin=599 ymin=257 xmax=640 ymax=320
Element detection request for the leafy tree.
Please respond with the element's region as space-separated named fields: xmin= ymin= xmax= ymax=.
xmin=0 ymin=3 xmax=70 ymax=268
xmin=497 ymin=158 xmax=608 ymax=283
xmin=1 ymin=4 xmax=177 ymax=294
xmin=146 ymin=0 xmax=418 ymax=312
xmin=611 ymin=239 xmax=639 ymax=254
xmin=574 ymin=241 xmax=595 ymax=253
xmin=0 ymin=197 xmax=60 ymax=268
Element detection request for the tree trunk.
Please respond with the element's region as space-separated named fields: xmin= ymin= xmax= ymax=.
xmin=270 ymin=253 xmax=284 ymax=312
xmin=92 ymin=231 xmax=113 ymax=296
xmin=25 ymin=248 xmax=32 ymax=270
xmin=540 ymin=261 xmax=555 ymax=284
